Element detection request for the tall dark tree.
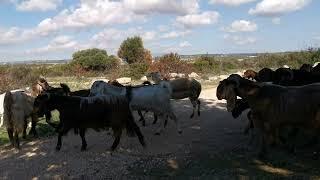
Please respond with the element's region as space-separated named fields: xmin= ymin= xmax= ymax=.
xmin=118 ymin=36 xmax=146 ymax=64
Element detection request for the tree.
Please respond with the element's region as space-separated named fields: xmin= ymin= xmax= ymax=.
xmin=118 ymin=36 xmax=146 ymax=64
xmin=72 ymin=48 xmax=119 ymax=71
xmin=143 ymin=49 xmax=153 ymax=67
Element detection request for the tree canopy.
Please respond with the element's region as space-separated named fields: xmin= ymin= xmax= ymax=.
xmin=72 ymin=48 xmax=119 ymax=70
xmin=118 ymin=36 xmax=151 ymax=65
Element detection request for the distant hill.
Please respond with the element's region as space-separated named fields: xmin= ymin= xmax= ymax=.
xmin=0 ymin=59 xmax=71 ymax=65
xmin=0 ymin=51 xmax=297 ymax=65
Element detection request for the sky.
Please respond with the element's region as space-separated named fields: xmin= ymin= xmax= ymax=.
xmin=0 ymin=0 xmax=319 ymax=61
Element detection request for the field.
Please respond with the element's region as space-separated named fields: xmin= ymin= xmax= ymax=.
xmin=1 ymin=77 xmax=320 ymax=179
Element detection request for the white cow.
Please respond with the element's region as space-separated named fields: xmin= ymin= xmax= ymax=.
xmin=0 ymin=89 xmax=27 ymax=127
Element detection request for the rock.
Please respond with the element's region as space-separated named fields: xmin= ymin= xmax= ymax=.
xmin=177 ymin=73 xmax=185 ymax=78
xmin=218 ymin=75 xmax=228 ymax=80
xmin=283 ymin=65 xmax=289 ymax=68
xmin=116 ymin=77 xmax=131 ymax=84
xmin=313 ymin=62 xmax=320 ymax=67
xmin=188 ymin=72 xmax=199 ymax=78
xmin=169 ymin=73 xmax=178 ymax=78
xmin=209 ymin=76 xmax=217 ymax=81
xmin=140 ymin=76 xmax=148 ymax=81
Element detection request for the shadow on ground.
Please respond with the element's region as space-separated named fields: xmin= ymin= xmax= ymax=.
xmin=127 ymin=98 xmax=320 ymax=179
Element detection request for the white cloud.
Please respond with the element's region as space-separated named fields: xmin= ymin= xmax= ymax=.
xmin=224 ymin=34 xmax=256 ymax=45
xmin=89 ymin=27 xmax=159 ymax=53
xmin=249 ymin=0 xmax=312 ymax=16
xmin=209 ymin=0 xmax=256 ymax=6
xmin=142 ymin=31 xmax=157 ymax=41
xmin=34 ymin=0 xmax=144 ymax=36
xmin=272 ymin=17 xmax=281 ymax=24
xmin=0 ymin=0 xmax=206 ymax=45
xmin=179 ymin=41 xmax=192 ymax=47
xmin=160 ymin=30 xmax=191 ymax=39
xmin=225 ymin=20 xmax=257 ymax=32
xmin=32 ymin=0 xmax=200 ymax=36
xmin=0 ymin=27 xmax=37 ymax=45
xmin=27 ymin=35 xmax=77 ymax=54
xmin=123 ymin=0 xmax=199 ymax=15
xmin=16 ymin=0 xmax=62 ymax=11
xmin=163 ymin=46 xmax=181 ymax=53
xmin=157 ymin=25 xmax=169 ymax=32
xmin=176 ymin=11 xmax=220 ymax=28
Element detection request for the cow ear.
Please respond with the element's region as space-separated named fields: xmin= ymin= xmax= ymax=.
xmin=60 ymin=83 xmax=71 ymax=94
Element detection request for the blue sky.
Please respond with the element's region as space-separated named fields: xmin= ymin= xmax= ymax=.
xmin=0 ymin=0 xmax=319 ymax=61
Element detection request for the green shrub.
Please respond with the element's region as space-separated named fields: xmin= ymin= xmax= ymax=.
xmin=129 ymin=63 xmax=149 ymax=79
xmin=71 ymin=48 xmax=119 ymax=71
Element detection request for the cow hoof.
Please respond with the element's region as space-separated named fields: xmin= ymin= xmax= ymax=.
xmin=55 ymin=146 xmax=61 ymax=151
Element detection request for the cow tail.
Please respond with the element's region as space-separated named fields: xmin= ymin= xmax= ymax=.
xmin=3 ymin=91 xmax=13 ymax=128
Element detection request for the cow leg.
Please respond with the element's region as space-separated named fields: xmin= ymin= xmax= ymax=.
xmin=13 ymin=131 xmax=20 ymax=149
xmin=45 ymin=111 xmax=58 ymax=129
xmin=197 ymin=99 xmax=201 ymax=116
xmin=29 ymin=114 xmax=38 ymax=137
xmin=251 ymin=114 xmax=267 ymax=158
xmin=169 ymin=111 xmax=182 ymax=134
xmin=130 ymin=120 xmax=146 ymax=148
xmin=189 ymin=99 xmax=196 ymax=118
xmin=152 ymin=113 xmax=158 ymax=125
xmin=189 ymin=97 xmax=196 ymax=119
xmin=155 ymin=114 xmax=165 ymax=135
xmin=7 ymin=128 xmax=14 ymax=147
xmin=79 ymin=128 xmax=87 ymax=151
xmin=56 ymin=127 xmax=70 ymax=151
xmin=23 ymin=119 xmax=27 ymax=139
xmin=110 ymin=129 xmax=122 ymax=151
xmin=164 ymin=115 xmax=168 ymax=128
xmin=244 ymin=111 xmax=253 ymax=135
xmin=138 ymin=110 xmax=146 ymax=127
xmin=56 ymin=132 xmax=63 ymax=151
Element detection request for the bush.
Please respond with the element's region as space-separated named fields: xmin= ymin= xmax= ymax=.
xmin=126 ymin=63 xmax=149 ymax=79
xmin=193 ymin=56 xmax=219 ymax=73
xmin=8 ymin=66 xmax=40 ymax=85
xmin=71 ymin=48 xmax=119 ymax=71
xmin=149 ymin=53 xmax=194 ymax=78
xmin=0 ymin=65 xmax=40 ymax=93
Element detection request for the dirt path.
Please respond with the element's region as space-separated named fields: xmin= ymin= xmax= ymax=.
xmin=1 ymin=87 xmax=320 ymax=179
